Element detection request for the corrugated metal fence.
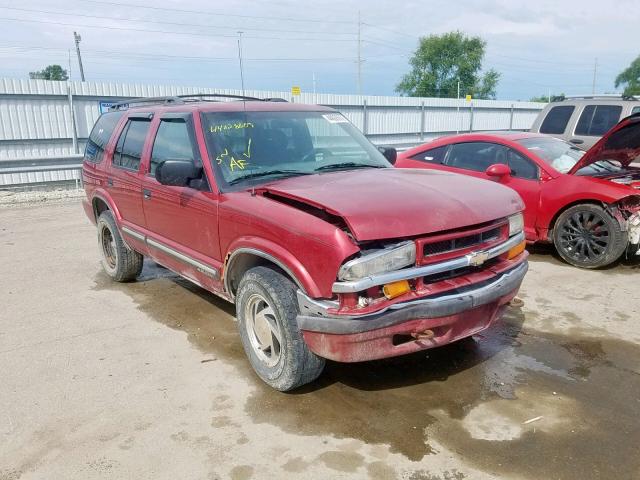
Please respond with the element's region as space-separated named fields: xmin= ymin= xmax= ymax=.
xmin=0 ymin=78 xmax=544 ymax=186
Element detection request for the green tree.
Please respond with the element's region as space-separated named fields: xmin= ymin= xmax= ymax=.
xmin=615 ymin=55 xmax=640 ymax=97
xmin=529 ymin=93 xmax=564 ymax=103
xmin=395 ymin=31 xmax=500 ymax=99
xmin=29 ymin=64 xmax=68 ymax=81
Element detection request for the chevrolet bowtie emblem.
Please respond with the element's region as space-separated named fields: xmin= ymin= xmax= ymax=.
xmin=467 ymin=251 xmax=490 ymax=267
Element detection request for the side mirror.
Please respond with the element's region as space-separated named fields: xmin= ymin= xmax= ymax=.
xmin=378 ymin=146 xmax=397 ymax=165
xmin=155 ymin=160 xmax=203 ymax=187
xmin=486 ymin=163 xmax=511 ymax=179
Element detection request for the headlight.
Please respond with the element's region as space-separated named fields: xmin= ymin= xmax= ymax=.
xmin=508 ymin=213 xmax=524 ymax=237
xmin=338 ymin=241 xmax=416 ymax=281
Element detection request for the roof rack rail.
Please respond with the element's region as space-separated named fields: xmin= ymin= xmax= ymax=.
xmin=177 ymin=93 xmax=263 ymax=101
xmin=109 ymin=96 xmax=182 ymax=111
xmin=553 ymin=94 xmax=639 ymax=102
xmin=108 ymin=93 xmax=288 ymax=111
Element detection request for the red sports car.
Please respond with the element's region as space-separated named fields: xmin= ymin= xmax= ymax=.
xmin=396 ymin=114 xmax=640 ymax=268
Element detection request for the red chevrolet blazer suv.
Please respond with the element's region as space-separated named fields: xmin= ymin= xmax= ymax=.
xmin=82 ymin=94 xmax=528 ymax=390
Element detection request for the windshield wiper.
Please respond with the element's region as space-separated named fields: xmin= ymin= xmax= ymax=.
xmin=315 ymin=162 xmax=386 ymax=172
xmin=227 ymin=169 xmax=311 ymax=186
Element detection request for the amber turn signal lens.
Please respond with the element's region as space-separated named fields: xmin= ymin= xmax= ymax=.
xmin=382 ymin=280 xmax=411 ymax=299
xmin=507 ymin=241 xmax=526 ymax=259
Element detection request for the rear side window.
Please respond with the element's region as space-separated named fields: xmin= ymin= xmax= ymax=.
xmin=84 ymin=112 xmax=124 ymax=163
xmin=113 ymin=119 xmax=151 ymax=171
xmin=539 ymin=106 xmax=575 ymax=134
xmin=410 ymin=145 xmax=448 ymax=163
xmin=575 ymin=105 xmax=622 ymax=136
xmin=150 ymin=120 xmax=195 ymax=175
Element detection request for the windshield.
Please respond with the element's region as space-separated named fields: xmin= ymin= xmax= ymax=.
xmin=201 ymin=110 xmax=390 ymax=189
xmin=516 ymin=137 xmax=585 ymax=173
xmin=517 ymin=136 xmax=624 ymax=175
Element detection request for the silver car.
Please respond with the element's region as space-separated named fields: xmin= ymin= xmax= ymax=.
xmin=530 ymin=95 xmax=640 ymax=150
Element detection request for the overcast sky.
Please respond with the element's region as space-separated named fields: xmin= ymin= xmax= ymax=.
xmin=0 ymin=0 xmax=638 ymax=100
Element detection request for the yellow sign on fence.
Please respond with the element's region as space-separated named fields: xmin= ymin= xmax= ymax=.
xmin=465 ymin=94 xmax=472 ymax=102
xmin=291 ymin=86 xmax=301 ymax=96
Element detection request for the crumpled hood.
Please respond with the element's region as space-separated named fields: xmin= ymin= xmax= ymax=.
xmin=260 ymin=168 xmax=523 ymax=241
xmin=569 ymin=114 xmax=640 ymax=174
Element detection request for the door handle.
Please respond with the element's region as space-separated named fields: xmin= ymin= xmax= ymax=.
xmin=106 ymin=177 xmax=113 ymax=187
xmin=569 ymin=138 xmax=584 ymax=145
xmin=143 ymin=189 xmax=152 ymax=200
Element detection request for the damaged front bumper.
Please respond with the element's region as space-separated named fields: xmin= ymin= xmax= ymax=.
xmin=296 ymin=260 xmax=527 ymax=362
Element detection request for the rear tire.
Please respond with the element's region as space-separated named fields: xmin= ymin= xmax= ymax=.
xmin=552 ymin=204 xmax=627 ymax=268
xmin=235 ymin=266 xmax=325 ymax=391
xmin=97 ymin=210 xmax=143 ymax=282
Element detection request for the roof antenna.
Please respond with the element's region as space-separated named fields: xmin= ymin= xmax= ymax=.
xmin=237 ymin=31 xmax=246 ymax=110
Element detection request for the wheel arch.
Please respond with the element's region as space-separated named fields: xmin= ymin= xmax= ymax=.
xmin=547 ymin=199 xmax=608 ymax=239
xmin=223 ymin=246 xmax=319 ymax=300
xmin=90 ymin=190 xmax=121 ymax=223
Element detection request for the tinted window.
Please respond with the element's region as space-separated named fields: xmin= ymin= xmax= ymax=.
xmin=575 ymin=105 xmax=622 ymax=136
xmin=632 ymin=106 xmax=640 ymax=115
xmin=84 ymin=112 xmax=124 ymax=163
xmin=150 ymin=120 xmax=194 ymax=175
xmin=113 ymin=119 xmax=151 ymax=171
xmin=539 ymin=106 xmax=575 ymax=134
xmin=410 ymin=145 xmax=448 ymax=163
xmin=446 ymin=142 xmax=507 ymax=172
xmin=507 ymin=149 xmax=538 ymax=179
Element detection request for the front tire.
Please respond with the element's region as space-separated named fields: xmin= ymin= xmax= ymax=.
xmin=236 ymin=266 xmax=325 ymax=391
xmin=553 ymin=204 xmax=627 ymax=268
xmin=97 ymin=210 xmax=143 ymax=282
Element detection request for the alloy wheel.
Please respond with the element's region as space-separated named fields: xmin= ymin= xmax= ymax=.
xmin=558 ymin=210 xmax=610 ymax=262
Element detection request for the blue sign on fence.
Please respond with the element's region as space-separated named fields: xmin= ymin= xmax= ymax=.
xmin=98 ymin=101 xmax=118 ymax=113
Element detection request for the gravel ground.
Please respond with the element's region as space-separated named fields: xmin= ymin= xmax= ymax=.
xmin=0 ymin=188 xmax=85 ymax=208
xmin=0 ymin=200 xmax=639 ymax=480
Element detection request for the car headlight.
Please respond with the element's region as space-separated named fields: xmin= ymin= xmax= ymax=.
xmin=508 ymin=213 xmax=524 ymax=237
xmin=338 ymin=241 xmax=416 ymax=281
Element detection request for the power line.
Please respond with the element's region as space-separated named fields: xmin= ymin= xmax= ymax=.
xmin=0 ymin=44 xmax=356 ymax=63
xmin=0 ymin=5 xmax=357 ymax=36
xmin=77 ymin=0 xmax=356 ymax=25
xmin=0 ymin=16 xmax=357 ymax=42
xmin=362 ymin=22 xmax=418 ymax=39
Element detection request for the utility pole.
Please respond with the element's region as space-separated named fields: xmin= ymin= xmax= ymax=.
xmin=73 ymin=32 xmax=85 ymax=81
xmin=591 ymin=57 xmax=598 ymax=95
xmin=67 ymin=49 xmax=72 ymax=80
xmin=456 ymin=80 xmax=460 ymax=134
xmin=357 ymin=10 xmax=362 ymax=95
xmin=237 ymin=31 xmax=246 ymax=98
xmin=312 ymin=72 xmax=317 ymax=94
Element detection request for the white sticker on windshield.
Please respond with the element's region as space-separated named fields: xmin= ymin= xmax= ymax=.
xmin=322 ymin=113 xmax=349 ymax=123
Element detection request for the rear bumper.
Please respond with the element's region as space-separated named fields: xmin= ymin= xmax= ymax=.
xmin=297 ymin=261 xmax=527 ymax=362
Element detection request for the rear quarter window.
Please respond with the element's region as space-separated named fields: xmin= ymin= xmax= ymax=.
xmin=410 ymin=145 xmax=448 ymax=163
xmin=539 ymin=105 xmax=575 ymax=134
xmin=575 ymin=105 xmax=623 ymax=136
xmin=84 ymin=112 xmax=124 ymax=163
xmin=632 ymin=106 xmax=640 ymax=115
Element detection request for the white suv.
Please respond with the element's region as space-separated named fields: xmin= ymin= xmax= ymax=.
xmin=530 ymin=95 xmax=640 ymax=150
